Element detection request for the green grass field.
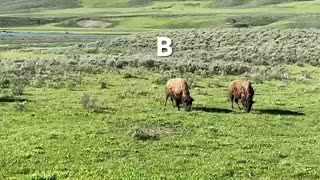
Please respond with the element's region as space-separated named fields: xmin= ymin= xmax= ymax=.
xmin=1 ymin=0 xmax=320 ymax=179
xmin=1 ymin=0 xmax=320 ymax=33
xmin=1 ymin=28 xmax=320 ymax=178
xmin=1 ymin=69 xmax=320 ymax=179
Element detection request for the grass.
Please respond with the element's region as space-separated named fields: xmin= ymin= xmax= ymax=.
xmin=1 ymin=69 xmax=320 ymax=179
xmin=52 ymin=16 xmax=225 ymax=29
xmin=98 ymin=16 xmax=227 ymax=29
xmin=1 ymin=0 xmax=320 ymax=33
xmin=0 ymin=51 xmax=55 ymax=59
xmin=0 ymin=29 xmax=320 ymax=178
xmin=0 ymin=0 xmax=79 ymax=13
xmin=81 ymin=0 xmax=128 ymax=8
xmin=0 ymin=26 xmax=145 ymax=34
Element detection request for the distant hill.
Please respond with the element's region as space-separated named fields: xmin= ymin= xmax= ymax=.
xmin=211 ymin=0 xmax=313 ymax=7
xmin=0 ymin=0 xmax=311 ymax=13
xmin=0 ymin=0 xmax=79 ymax=13
xmin=0 ymin=0 xmax=319 ymax=33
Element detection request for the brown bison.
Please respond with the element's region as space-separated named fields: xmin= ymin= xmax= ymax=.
xmin=229 ymin=80 xmax=255 ymax=113
xmin=165 ymin=78 xmax=194 ymax=111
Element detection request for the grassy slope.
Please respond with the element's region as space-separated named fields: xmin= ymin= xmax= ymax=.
xmin=1 ymin=0 xmax=320 ymax=33
xmin=16 ymin=0 xmax=320 ymax=16
xmin=0 ymin=0 xmax=79 ymax=13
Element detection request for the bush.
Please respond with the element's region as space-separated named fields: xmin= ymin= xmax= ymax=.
xmin=212 ymin=0 xmax=249 ymax=7
xmin=301 ymin=70 xmax=314 ymax=79
xmin=225 ymin=16 xmax=280 ymax=27
xmin=31 ymin=75 xmax=48 ymax=88
xmin=152 ymin=76 xmax=168 ymax=85
xmin=246 ymin=66 xmax=290 ymax=81
xmin=15 ymin=101 xmax=27 ymax=112
xmin=0 ymin=89 xmax=13 ymax=99
xmin=257 ymin=0 xmax=310 ymax=6
xmin=0 ymin=78 xmax=10 ymax=88
xmin=123 ymin=72 xmax=136 ymax=79
xmin=31 ymin=174 xmax=57 ymax=180
xmin=129 ymin=127 xmax=159 ymax=141
xmin=81 ymin=93 xmax=100 ymax=112
xmin=99 ymin=81 xmax=107 ymax=89
xmin=67 ymin=81 xmax=77 ymax=91
xmin=128 ymin=0 xmax=153 ymax=6
xmin=11 ymin=83 xmax=25 ymax=96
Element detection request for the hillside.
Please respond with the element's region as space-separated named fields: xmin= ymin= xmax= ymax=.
xmin=0 ymin=0 xmax=79 ymax=13
xmin=0 ymin=0 xmax=315 ymax=12
xmin=0 ymin=0 xmax=320 ymax=33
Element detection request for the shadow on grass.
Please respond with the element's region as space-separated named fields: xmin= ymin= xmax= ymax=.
xmin=94 ymin=107 xmax=117 ymax=113
xmin=0 ymin=97 xmax=29 ymax=103
xmin=193 ymin=106 xmax=233 ymax=113
xmin=70 ymin=89 xmax=85 ymax=92
xmin=123 ymin=75 xmax=148 ymax=80
xmin=255 ymin=109 xmax=305 ymax=116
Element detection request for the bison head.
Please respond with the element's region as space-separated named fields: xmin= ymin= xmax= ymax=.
xmin=245 ymin=95 xmax=254 ymax=113
xmin=183 ymin=96 xmax=194 ymax=112
xmin=240 ymin=86 xmax=254 ymax=113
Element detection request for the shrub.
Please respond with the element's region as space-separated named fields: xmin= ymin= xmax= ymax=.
xmin=187 ymin=78 xmax=195 ymax=89
xmin=257 ymin=0 xmax=309 ymax=6
xmin=0 ymin=89 xmax=13 ymax=99
xmin=99 ymin=81 xmax=107 ymax=89
xmin=123 ymin=72 xmax=135 ymax=79
xmin=0 ymin=78 xmax=11 ymax=88
xmin=81 ymin=93 xmax=100 ymax=112
xmin=67 ymin=81 xmax=77 ymax=91
xmin=152 ymin=76 xmax=168 ymax=85
xmin=31 ymin=75 xmax=48 ymax=88
xmin=15 ymin=101 xmax=27 ymax=112
xmin=31 ymin=174 xmax=57 ymax=180
xmin=11 ymin=83 xmax=25 ymax=96
xmin=128 ymin=0 xmax=153 ymax=6
xmin=129 ymin=127 xmax=159 ymax=141
xmin=211 ymin=0 xmax=249 ymax=7
xmin=301 ymin=70 xmax=314 ymax=79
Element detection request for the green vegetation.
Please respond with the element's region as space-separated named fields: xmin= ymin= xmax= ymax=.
xmin=127 ymin=28 xmax=320 ymax=74
xmin=0 ymin=17 xmax=64 ymax=27
xmin=210 ymin=0 xmax=315 ymax=7
xmin=1 ymin=28 xmax=320 ymax=178
xmin=1 ymin=0 xmax=320 ymax=178
xmin=1 ymin=0 xmax=320 ymax=33
xmin=0 ymin=0 xmax=79 ymax=13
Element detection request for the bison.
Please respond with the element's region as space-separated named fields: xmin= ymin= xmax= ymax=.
xmin=165 ymin=78 xmax=194 ymax=111
xmin=229 ymin=80 xmax=255 ymax=113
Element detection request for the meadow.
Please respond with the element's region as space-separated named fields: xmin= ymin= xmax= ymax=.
xmin=1 ymin=0 xmax=320 ymax=33
xmin=1 ymin=28 xmax=320 ymax=179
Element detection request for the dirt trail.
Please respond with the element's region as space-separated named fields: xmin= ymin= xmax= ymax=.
xmin=76 ymin=20 xmax=112 ymax=28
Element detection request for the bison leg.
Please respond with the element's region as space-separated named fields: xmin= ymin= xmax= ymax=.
xmin=230 ymin=94 xmax=234 ymax=109
xmin=241 ymin=99 xmax=247 ymax=112
xmin=175 ymin=99 xmax=181 ymax=111
xmin=165 ymin=95 xmax=169 ymax=106
xmin=235 ymin=98 xmax=241 ymax=110
xmin=171 ymin=97 xmax=175 ymax=107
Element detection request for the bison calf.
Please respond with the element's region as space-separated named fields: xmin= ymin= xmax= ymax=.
xmin=165 ymin=78 xmax=194 ymax=111
xmin=229 ymin=80 xmax=255 ymax=113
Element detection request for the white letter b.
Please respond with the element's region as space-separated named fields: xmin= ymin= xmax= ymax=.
xmin=157 ymin=37 xmax=172 ymax=57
